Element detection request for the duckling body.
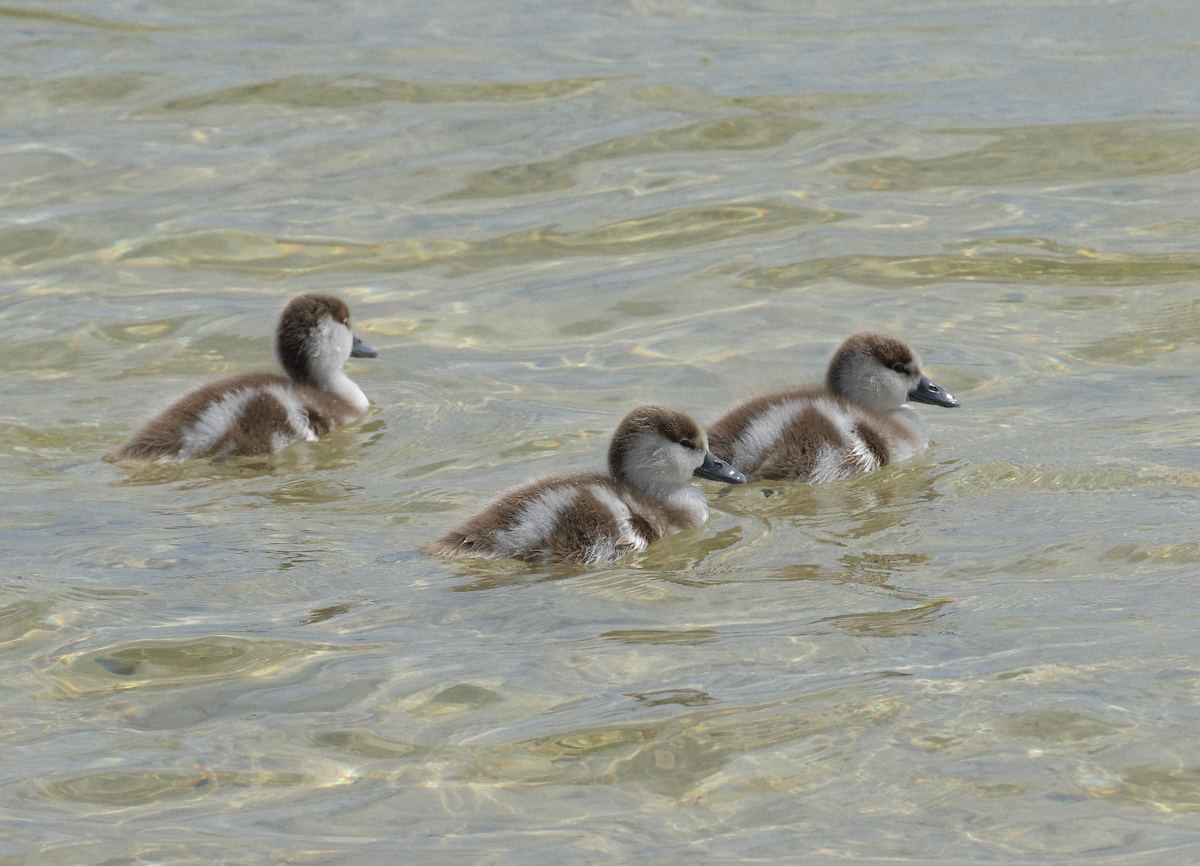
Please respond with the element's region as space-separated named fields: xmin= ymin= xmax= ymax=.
xmin=109 ymin=293 xmax=376 ymax=462
xmin=430 ymin=405 xmax=745 ymax=565
xmin=707 ymin=332 xmax=959 ymax=483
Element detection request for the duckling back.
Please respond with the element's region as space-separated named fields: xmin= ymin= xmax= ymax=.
xmin=108 ymin=293 xmax=375 ymax=463
xmin=707 ymin=331 xmax=958 ymax=483
xmin=431 ymin=404 xmax=745 ymax=565
xmin=707 ymin=389 xmax=925 ymax=483
xmin=109 ymin=373 xmax=366 ymax=462
xmin=429 ymin=473 xmax=701 ymax=565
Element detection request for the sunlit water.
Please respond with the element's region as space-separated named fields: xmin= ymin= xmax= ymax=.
xmin=5 ymin=0 xmax=1200 ymax=862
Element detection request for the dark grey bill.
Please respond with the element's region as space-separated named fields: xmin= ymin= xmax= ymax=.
xmin=694 ymin=451 xmax=747 ymax=484
xmin=351 ymin=335 xmax=378 ymax=358
xmin=908 ymin=375 xmax=959 ymax=408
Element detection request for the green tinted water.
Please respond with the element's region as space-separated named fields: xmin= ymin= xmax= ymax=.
xmin=5 ymin=0 xmax=1200 ymax=863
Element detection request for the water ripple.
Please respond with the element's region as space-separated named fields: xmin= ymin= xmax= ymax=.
xmin=49 ymin=636 xmax=349 ymax=697
xmin=116 ymin=200 xmax=843 ymax=277
xmin=153 ymin=75 xmax=607 ymax=111
xmin=835 ymin=120 xmax=1200 ymax=190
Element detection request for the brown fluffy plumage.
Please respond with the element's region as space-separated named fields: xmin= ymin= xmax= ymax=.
xmin=430 ymin=404 xmax=744 ymax=565
xmin=108 ymin=293 xmax=375 ymax=462
xmin=707 ymin=331 xmax=959 ymax=483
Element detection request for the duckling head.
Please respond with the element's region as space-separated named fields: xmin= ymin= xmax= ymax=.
xmin=608 ymin=405 xmax=745 ymax=497
xmin=826 ymin=331 xmax=959 ymax=412
xmin=275 ymin=294 xmax=376 ymax=405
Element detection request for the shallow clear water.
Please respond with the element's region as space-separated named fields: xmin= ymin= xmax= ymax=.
xmin=5 ymin=0 xmax=1200 ymax=862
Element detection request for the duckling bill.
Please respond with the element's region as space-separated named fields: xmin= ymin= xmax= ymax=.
xmin=108 ymin=293 xmax=376 ymax=462
xmin=707 ymin=331 xmax=959 ymax=483
xmin=430 ymin=405 xmax=745 ymax=565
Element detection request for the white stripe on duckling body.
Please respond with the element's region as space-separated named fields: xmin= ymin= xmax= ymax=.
xmin=707 ymin=331 xmax=959 ymax=483
xmin=108 ymin=293 xmax=376 ymax=462
xmin=430 ymin=405 xmax=746 ymax=565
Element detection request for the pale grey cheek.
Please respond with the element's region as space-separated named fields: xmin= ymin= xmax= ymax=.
xmin=312 ymin=320 xmax=354 ymax=370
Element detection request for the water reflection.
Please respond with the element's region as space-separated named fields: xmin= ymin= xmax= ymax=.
xmin=810 ymin=598 xmax=953 ymax=638
xmin=154 ymin=75 xmax=607 ymax=111
xmin=92 ymin=315 xmax=198 ymax=345
xmin=835 ymin=121 xmax=1200 ymax=190
xmin=301 ymin=602 xmax=355 ymax=626
xmin=42 ymin=768 xmax=318 ymax=806
xmin=117 ymin=200 xmax=843 ymax=277
xmin=311 ymin=730 xmax=425 ymax=760
xmin=625 ymin=688 xmax=717 ymax=708
xmin=997 ymin=708 xmax=1128 ymax=743
xmin=107 ymin=422 xmax=384 ymax=487
xmin=719 ymin=461 xmax=951 ymax=540
xmin=1106 ymin=765 xmax=1200 ymax=811
xmin=0 ymin=224 xmax=98 ymax=267
xmin=1073 ymin=298 xmax=1200 ymax=365
xmin=442 ymin=114 xmax=819 ymax=199
xmin=738 ymin=238 xmax=1200 ymax=291
xmin=51 ymin=636 xmax=346 ymax=696
xmin=0 ymin=598 xmax=55 ymax=648
xmin=1101 ymin=542 xmax=1200 ymax=566
xmin=455 ymin=685 xmax=902 ymax=797
xmin=956 ymin=460 xmax=1200 ymax=493
xmin=413 ymin=683 xmax=503 ymax=715
xmin=0 ymin=7 xmax=169 ymax=31
xmin=601 ymin=628 xmax=720 ymax=645
xmin=10 ymin=0 xmax=1200 ymax=858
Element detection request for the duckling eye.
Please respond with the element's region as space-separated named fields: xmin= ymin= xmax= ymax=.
xmin=891 ymin=362 xmax=907 ymax=373
xmin=679 ymin=438 xmax=694 ymax=450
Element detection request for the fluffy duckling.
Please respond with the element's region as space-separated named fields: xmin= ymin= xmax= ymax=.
xmin=707 ymin=331 xmax=959 ymax=483
xmin=109 ymin=293 xmax=376 ymax=462
xmin=430 ymin=405 xmax=746 ymax=565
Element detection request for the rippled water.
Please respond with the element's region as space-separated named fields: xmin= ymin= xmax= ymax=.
xmin=6 ymin=0 xmax=1200 ymax=863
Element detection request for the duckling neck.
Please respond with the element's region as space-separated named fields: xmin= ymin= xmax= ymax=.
xmin=627 ymin=475 xmax=709 ymax=526
xmin=891 ymin=404 xmax=929 ymax=437
xmin=312 ymin=369 xmax=370 ymax=413
xmin=669 ymin=483 xmax=708 ymax=525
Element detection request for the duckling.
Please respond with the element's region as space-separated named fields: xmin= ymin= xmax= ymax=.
xmin=707 ymin=331 xmax=959 ymax=483
xmin=108 ymin=293 xmax=376 ymax=462
xmin=430 ymin=405 xmax=746 ymax=565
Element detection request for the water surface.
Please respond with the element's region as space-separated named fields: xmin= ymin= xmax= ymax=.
xmin=5 ymin=0 xmax=1200 ymax=863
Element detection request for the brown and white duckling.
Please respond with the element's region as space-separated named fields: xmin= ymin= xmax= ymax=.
xmin=430 ymin=405 xmax=746 ymax=565
xmin=707 ymin=331 xmax=959 ymax=483
xmin=108 ymin=293 xmax=376 ymax=462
